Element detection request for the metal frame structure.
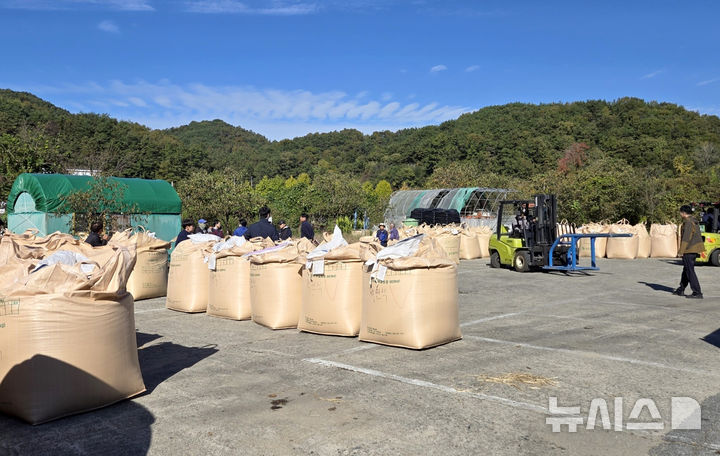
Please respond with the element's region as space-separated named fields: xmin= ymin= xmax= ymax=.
xmin=385 ymin=187 xmax=515 ymax=227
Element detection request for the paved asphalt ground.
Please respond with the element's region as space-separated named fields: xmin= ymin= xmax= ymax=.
xmin=1 ymin=258 xmax=719 ymax=455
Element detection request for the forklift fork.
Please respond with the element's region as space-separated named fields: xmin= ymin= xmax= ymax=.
xmin=545 ymin=233 xmax=632 ymax=272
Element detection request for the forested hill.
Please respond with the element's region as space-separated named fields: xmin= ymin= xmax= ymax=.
xmin=165 ymin=120 xmax=269 ymax=171
xmin=165 ymin=99 xmax=720 ymax=185
xmin=2 ymin=88 xmax=720 ymax=222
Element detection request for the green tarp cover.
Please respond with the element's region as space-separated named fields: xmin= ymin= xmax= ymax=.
xmin=7 ymin=173 xmax=181 ymax=214
xmin=448 ymin=188 xmax=477 ymax=212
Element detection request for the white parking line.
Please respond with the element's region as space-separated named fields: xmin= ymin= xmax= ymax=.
xmin=463 ymin=335 xmax=719 ymax=377
xmin=303 ymin=357 xmax=548 ymax=414
xmin=522 ymin=312 xmax=686 ymax=334
xmin=461 ymin=312 xmax=524 ymax=327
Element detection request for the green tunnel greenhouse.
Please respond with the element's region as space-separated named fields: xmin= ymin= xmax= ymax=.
xmin=6 ymin=173 xmax=182 ymax=241
xmin=384 ymin=187 xmax=515 ymax=227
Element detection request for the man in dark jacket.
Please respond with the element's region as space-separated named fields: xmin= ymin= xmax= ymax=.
xmin=245 ymin=206 xmax=279 ymax=241
xmin=278 ymin=220 xmax=292 ymax=240
xmin=376 ymin=224 xmax=389 ymax=247
xmin=673 ymin=205 xmax=704 ymax=299
xmin=175 ymin=219 xmax=195 ymax=246
xmin=85 ymin=221 xmax=108 ymax=247
xmin=300 ymin=213 xmax=314 ymax=241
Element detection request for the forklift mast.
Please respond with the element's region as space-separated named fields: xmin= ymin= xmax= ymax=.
xmin=534 ymin=194 xmax=558 ymax=246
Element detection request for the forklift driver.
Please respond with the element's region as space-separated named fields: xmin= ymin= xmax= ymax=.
xmin=512 ymin=210 xmax=529 ymax=236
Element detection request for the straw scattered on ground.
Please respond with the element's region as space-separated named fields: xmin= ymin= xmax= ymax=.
xmin=473 ymin=373 xmax=558 ymax=390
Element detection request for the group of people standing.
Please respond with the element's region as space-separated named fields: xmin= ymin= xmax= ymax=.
xmin=175 ymin=206 xmax=315 ymax=246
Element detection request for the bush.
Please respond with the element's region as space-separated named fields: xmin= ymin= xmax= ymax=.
xmin=335 ymin=215 xmax=353 ymax=233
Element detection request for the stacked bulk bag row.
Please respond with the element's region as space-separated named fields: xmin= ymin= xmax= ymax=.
xmin=577 ymin=220 xmax=659 ymax=260
xmin=0 ymin=237 xmax=145 ymax=424
xmin=166 ymin=233 xmax=221 ymax=313
xmin=162 ymin=225 xmax=461 ymax=350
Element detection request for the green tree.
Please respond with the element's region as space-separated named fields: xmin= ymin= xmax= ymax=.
xmin=57 ymin=177 xmax=139 ymax=235
xmin=176 ymin=169 xmax=260 ymax=234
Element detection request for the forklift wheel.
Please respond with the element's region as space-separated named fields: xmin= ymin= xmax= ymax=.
xmin=711 ymin=249 xmax=720 ymax=266
xmin=513 ymin=251 xmax=531 ymax=273
xmin=489 ymin=251 xmax=501 ymax=268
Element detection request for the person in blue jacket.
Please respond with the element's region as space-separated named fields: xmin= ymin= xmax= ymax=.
xmin=175 ymin=219 xmax=195 ymax=246
xmin=376 ymin=224 xmax=389 ymax=247
xmin=233 ymin=218 xmax=248 ymax=237
xmin=245 ymin=206 xmax=279 ymax=241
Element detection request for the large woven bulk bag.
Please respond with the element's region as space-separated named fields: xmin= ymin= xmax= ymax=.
xmin=432 ymin=230 xmax=460 ymax=263
xmin=246 ymin=243 xmax=303 ymax=329
xmin=120 ymin=231 xmax=170 ymax=300
xmin=605 ymin=219 xmax=639 ymax=259
xmin=206 ymin=237 xmax=271 ymax=320
xmin=635 ymin=223 xmax=651 ymax=259
xmin=166 ymin=234 xmax=220 ymax=312
xmin=0 ymin=230 xmax=79 ymax=257
xmin=471 ymin=226 xmax=493 ymax=258
xmin=459 ymin=230 xmax=482 ymax=260
xmin=0 ymin=247 xmax=145 ymax=424
xmin=650 ymin=223 xmax=678 ymax=258
xmin=300 ymin=228 xmax=364 ymax=336
xmin=360 ymin=235 xmax=461 ymax=349
xmin=0 ymin=230 xmax=42 ymax=264
xmin=578 ymin=223 xmax=609 ymax=258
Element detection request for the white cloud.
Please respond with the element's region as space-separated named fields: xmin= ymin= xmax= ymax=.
xmin=465 ymin=65 xmax=480 ymax=72
xmin=640 ymin=69 xmax=664 ymax=80
xmin=128 ymin=96 xmax=147 ymax=107
xmin=430 ymin=64 xmax=447 ymax=73
xmin=24 ymin=79 xmax=470 ymax=139
xmin=184 ymin=0 xmax=317 ymax=15
xmin=2 ymin=0 xmax=154 ymax=11
xmin=97 ymin=20 xmax=119 ymax=33
xmin=697 ymin=78 xmax=719 ymax=87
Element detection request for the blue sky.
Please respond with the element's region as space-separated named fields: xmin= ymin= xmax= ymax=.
xmin=1 ymin=0 xmax=718 ymax=139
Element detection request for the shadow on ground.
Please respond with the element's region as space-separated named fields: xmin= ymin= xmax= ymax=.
xmin=638 ymin=281 xmax=675 ymax=293
xmin=136 ymin=331 xmax=163 ymax=348
xmin=649 ymin=392 xmax=720 ymax=455
xmin=0 ymin=356 xmax=155 ymax=456
xmin=137 ymin=335 xmax=218 ymax=394
xmin=0 ymin=334 xmax=217 ymax=455
xmin=702 ymin=329 xmax=720 ymax=350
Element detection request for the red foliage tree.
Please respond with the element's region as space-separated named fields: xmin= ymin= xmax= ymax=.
xmin=557 ymin=142 xmax=589 ymax=174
